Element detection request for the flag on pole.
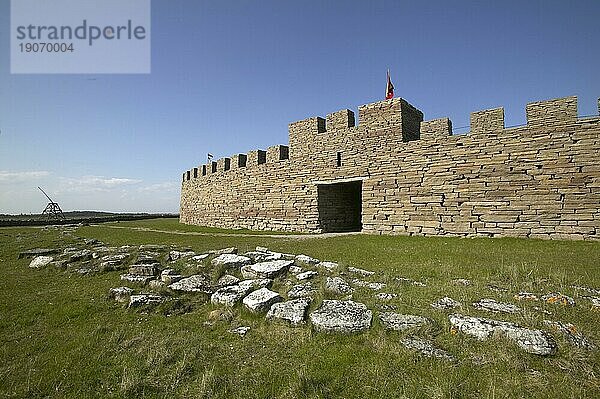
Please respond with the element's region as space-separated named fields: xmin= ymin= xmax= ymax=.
xmin=386 ymin=69 xmax=394 ymax=100
xmin=207 ymin=153 xmax=213 ymax=162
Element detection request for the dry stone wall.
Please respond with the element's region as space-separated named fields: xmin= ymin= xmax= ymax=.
xmin=180 ymin=96 xmax=600 ymax=240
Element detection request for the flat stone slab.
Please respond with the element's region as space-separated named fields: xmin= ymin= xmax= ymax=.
xmin=318 ymin=261 xmax=339 ymax=271
xmin=216 ymin=274 xmax=241 ymax=288
xmin=542 ymin=293 xmax=575 ymax=306
xmin=243 ymin=288 xmax=282 ymax=313
xmin=19 ymin=248 xmax=59 ymax=259
xmin=348 ymin=266 xmax=374 ymax=276
xmin=161 ymin=269 xmax=183 ymax=284
xmin=352 ymin=279 xmax=386 ymax=290
xmin=237 ymin=279 xmax=272 ymax=291
xmin=379 ymin=312 xmax=429 ymax=331
xmin=400 ymin=337 xmax=455 ymax=361
xmin=168 ymin=274 xmax=212 ymax=293
xmin=211 ymin=254 xmax=251 ymax=268
xmin=309 ymin=300 xmax=372 ymax=333
xmin=431 ymin=297 xmax=462 ymax=310
xmin=69 ymin=249 xmax=93 ymax=262
xmin=288 ymin=282 xmax=315 ymax=299
xmin=325 ymin=277 xmax=354 ymax=295
xmin=241 ymin=260 xmax=293 ymax=279
xmin=191 ymin=254 xmax=210 ymax=262
xmin=449 ymin=313 xmax=557 ymax=356
xmin=211 ymin=284 xmax=253 ymax=307
xmin=243 ymin=251 xmax=283 ymax=263
xmin=472 ymin=298 xmax=520 ymax=314
xmin=109 ymin=286 xmax=133 ymax=302
xmin=168 ymin=250 xmax=195 ymax=261
xmin=29 ymin=256 xmax=54 ymax=268
xmin=128 ymin=263 xmax=160 ymax=276
xmin=128 ymin=293 xmax=164 ymax=308
xmin=295 ymin=254 xmax=319 ymax=265
xmin=296 ymin=270 xmax=318 ymax=280
xmin=135 ymin=253 xmax=161 ymax=264
xmin=267 ymin=298 xmax=311 ymax=326
xmin=120 ymin=274 xmax=154 ymax=285
xmin=209 ymin=247 xmax=238 ymax=255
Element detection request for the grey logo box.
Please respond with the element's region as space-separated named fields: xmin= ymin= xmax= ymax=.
xmin=11 ymin=0 xmax=151 ymax=74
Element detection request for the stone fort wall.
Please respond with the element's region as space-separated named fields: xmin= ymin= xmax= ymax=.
xmin=180 ymin=96 xmax=600 ymax=240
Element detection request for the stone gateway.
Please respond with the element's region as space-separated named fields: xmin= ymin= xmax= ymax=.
xmin=180 ymin=96 xmax=600 ymax=240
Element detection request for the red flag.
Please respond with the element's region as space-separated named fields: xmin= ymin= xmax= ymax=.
xmin=386 ymin=69 xmax=394 ymax=100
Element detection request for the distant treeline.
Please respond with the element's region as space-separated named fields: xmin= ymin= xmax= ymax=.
xmin=0 ymin=212 xmax=179 ymax=227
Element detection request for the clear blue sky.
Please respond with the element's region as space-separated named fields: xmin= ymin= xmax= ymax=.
xmin=1 ymin=0 xmax=599 ymax=214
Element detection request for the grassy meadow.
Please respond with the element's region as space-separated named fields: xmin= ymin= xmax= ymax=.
xmin=0 ymin=219 xmax=599 ymax=398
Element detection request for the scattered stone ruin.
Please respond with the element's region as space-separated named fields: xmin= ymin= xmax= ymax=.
xmin=22 ymin=237 xmax=599 ymax=359
xmin=180 ymin=96 xmax=600 ymax=240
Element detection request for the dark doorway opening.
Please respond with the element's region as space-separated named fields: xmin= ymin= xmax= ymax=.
xmin=317 ymin=180 xmax=362 ymax=233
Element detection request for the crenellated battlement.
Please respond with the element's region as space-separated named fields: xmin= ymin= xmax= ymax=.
xmin=180 ymin=94 xmax=600 ymax=241
xmin=183 ymin=95 xmax=599 ymax=183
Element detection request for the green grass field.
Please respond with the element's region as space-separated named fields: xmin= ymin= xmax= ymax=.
xmin=1 ymin=219 xmax=599 ymax=398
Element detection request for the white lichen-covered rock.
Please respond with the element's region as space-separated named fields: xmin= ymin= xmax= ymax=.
xmin=472 ymin=298 xmax=520 ymax=314
xmin=210 ymin=247 xmax=238 ymax=255
xmin=267 ymin=298 xmax=311 ymax=326
xmin=128 ymin=293 xmax=164 ymax=308
xmin=379 ymin=313 xmax=429 ymax=331
xmin=543 ymin=320 xmax=595 ymax=349
xmin=318 ymin=261 xmax=339 ymax=271
xmin=69 ymin=249 xmax=93 ymax=262
xmin=237 ymin=279 xmax=272 ymax=291
xmin=168 ymin=274 xmax=213 ymax=293
xmin=348 ymin=266 xmax=375 ymax=276
xmin=243 ymin=251 xmax=283 ymax=263
xmin=241 ymin=260 xmax=293 ymax=279
xmin=120 ymin=274 xmax=154 ymax=285
xmin=287 ymin=283 xmax=315 ymax=299
xmin=191 ymin=254 xmax=209 ymax=262
xmin=29 ymin=256 xmax=54 ymax=269
xmin=352 ymin=279 xmax=386 ymax=291
xmin=216 ymin=274 xmax=241 ymax=288
xmin=449 ymin=314 xmax=557 ymax=356
xmin=325 ymin=277 xmax=354 ymax=295
xmin=400 ymin=337 xmax=455 ymax=361
xmin=228 ymin=326 xmax=250 ymax=336
xmin=243 ymin=288 xmax=282 ymax=313
xmin=211 ymin=285 xmax=253 ymax=307
xmin=431 ymin=297 xmax=462 ymax=310
xmin=295 ymin=254 xmax=320 ymax=265
xmin=109 ymin=286 xmax=133 ymax=302
xmin=168 ymin=250 xmax=195 ymax=261
xmin=211 ymin=254 xmax=251 ymax=268
xmin=160 ymin=269 xmax=183 ymax=284
xmin=289 ymin=265 xmax=303 ymax=274
xmin=396 ymin=277 xmax=427 ymax=287
xmin=376 ymin=293 xmax=398 ymax=301
xmin=310 ymin=300 xmax=372 ymax=333
xmin=296 ymin=270 xmax=318 ymax=280
xmin=148 ymin=280 xmax=165 ymax=290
